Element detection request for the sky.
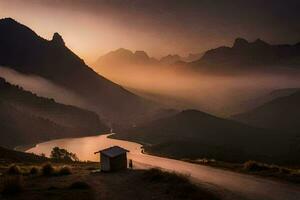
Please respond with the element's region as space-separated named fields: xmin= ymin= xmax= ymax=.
xmin=1 ymin=0 xmax=300 ymax=64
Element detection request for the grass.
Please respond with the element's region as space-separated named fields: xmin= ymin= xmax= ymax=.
xmin=30 ymin=166 xmax=39 ymax=175
xmin=0 ymin=162 xmax=221 ymax=200
xmin=244 ymin=160 xmax=271 ymax=171
xmin=59 ymin=166 xmax=72 ymax=175
xmin=69 ymin=181 xmax=91 ymax=190
xmin=143 ymin=168 xmax=219 ymax=200
xmin=42 ymin=162 xmax=55 ymax=176
xmin=1 ymin=175 xmax=24 ymax=195
xmin=186 ymin=158 xmax=300 ymax=183
xmin=7 ymin=164 xmax=22 ymax=175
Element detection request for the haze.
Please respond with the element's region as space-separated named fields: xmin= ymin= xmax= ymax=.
xmin=96 ymin=62 xmax=300 ymax=116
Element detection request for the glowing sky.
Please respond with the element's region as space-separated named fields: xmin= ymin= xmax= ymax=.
xmin=1 ymin=0 xmax=300 ymax=64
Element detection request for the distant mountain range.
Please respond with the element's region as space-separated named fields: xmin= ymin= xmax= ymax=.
xmin=96 ymin=48 xmax=158 ymax=66
xmin=96 ymin=38 xmax=300 ymax=75
xmin=0 ymin=77 xmax=109 ymax=148
xmin=113 ymin=109 xmax=299 ymax=165
xmin=190 ymin=38 xmax=300 ymax=73
xmin=0 ymin=18 xmax=158 ymax=125
xmin=233 ymin=90 xmax=300 ymax=132
xmin=95 ymin=48 xmax=202 ymax=69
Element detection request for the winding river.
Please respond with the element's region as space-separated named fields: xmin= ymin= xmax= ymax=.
xmin=27 ymin=133 xmax=300 ymax=200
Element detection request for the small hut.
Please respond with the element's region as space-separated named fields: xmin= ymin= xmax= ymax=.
xmin=94 ymin=146 xmax=129 ymax=172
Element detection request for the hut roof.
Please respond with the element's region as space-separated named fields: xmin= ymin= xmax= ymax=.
xmin=95 ymin=146 xmax=129 ymax=158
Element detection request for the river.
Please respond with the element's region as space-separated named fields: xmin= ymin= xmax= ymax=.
xmin=27 ymin=133 xmax=300 ymax=200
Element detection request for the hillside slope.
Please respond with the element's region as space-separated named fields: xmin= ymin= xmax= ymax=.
xmin=0 ymin=18 xmax=157 ymax=125
xmin=0 ymin=146 xmax=48 ymax=163
xmin=190 ymin=38 xmax=300 ymax=74
xmin=113 ymin=110 xmax=299 ymax=165
xmin=233 ymin=91 xmax=300 ymax=132
xmin=0 ymin=78 xmax=109 ymax=148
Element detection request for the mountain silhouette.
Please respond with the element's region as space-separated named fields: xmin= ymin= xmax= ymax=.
xmin=0 ymin=77 xmax=108 ymax=148
xmin=96 ymin=49 xmax=202 ymax=69
xmin=0 ymin=18 xmax=156 ymax=125
xmin=191 ymin=38 xmax=300 ymax=73
xmin=233 ymin=90 xmax=300 ymax=132
xmin=113 ymin=109 xmax=299 ymax=165
xmin=159 ymin=54 xmax=181 ymax=65
xmin=96 ymin=48 xmax=158 ymax=67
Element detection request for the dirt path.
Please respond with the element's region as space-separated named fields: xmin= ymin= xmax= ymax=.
xmin=131 ymin=154 xmax=300 ymax=200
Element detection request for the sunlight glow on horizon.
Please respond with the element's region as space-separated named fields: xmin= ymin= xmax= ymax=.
xmin=0 ymin=0 xmax=222 ymax=65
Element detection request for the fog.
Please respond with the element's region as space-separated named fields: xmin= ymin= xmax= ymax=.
xmin=0 ymin=66 xmax=88 ymax=108
xmin=95 ymin=63 xmax=300 ymax=116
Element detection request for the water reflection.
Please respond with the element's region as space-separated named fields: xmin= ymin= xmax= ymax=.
xmin=27 ymin=134 xmax=142 ymax=161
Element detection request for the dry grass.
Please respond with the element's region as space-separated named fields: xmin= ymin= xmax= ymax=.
xmin=0 ymin=162 xmax=221 ymax=200
xmin=6 ymin=164 xmax=22 ymax=175
xmin=29 ymin=166 xmax=39 ymax=175
xmin=42 ymin=163 xmax=55 ymax=176
xmin=1 ymin=175 xmax=24 ymax=195
xmin=69 ymin=181 xmax=91 ymax=190
xmin=143 ymin=168 xmax=219 ymax=200
xmin=59 ymin=166 xmax=72 ymax=176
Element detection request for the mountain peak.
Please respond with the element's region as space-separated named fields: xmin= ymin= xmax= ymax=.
xmin=134 ymin=50 xmax=149 ymax=59
xmin=0 ymin=17 xmax=18 ymax=24
xmin=253 ymin=38 xmax=269 ymax=46
xmin=233 ymin=37 xmax=249 ymax=48
xmin=52 ymin=32 xmax=65 ymax=46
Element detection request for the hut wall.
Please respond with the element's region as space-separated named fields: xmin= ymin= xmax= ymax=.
xmin=100 ymin=154 xmax=111 ymax=171
xmin=110 ymin=153 xmax=127 ymax=171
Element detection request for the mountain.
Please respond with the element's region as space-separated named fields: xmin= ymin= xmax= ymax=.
xmin=0 ymin=77 xmax=109 ymax=148
xmin=96 ymin=49 xmax=202 ymax=68
xmin=0 ymin=18 xmax=157 ymax=125
xmin=190 ymin=38 xmax=300 ymax=73
xmin=96 ymin=48 xmax=158 ymax=67
xmin=159 ymin=54 xmax=181 ymax=65
xmin=238 ymin=88 xmax=300 ymax=113
xmin=159 ymin=53 xmax=203 ymax=65
xmin=233 ymin=90 xmax=300 ymax=132
xmin=182 ymin=53 xmax=203 ymax=62
xmin=113 ymin=109 xmax=299 ymax=165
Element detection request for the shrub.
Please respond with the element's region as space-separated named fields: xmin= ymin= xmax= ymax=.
xmin=143 ymin=168 xmax=190 ymax=184
xmin=243 ymin=161 xmax=269 ymax=172
xmin=42 ymin=163 xmax=55 ymax=176
xmin=7 ymin=164 xmax=22 ymax=175
xmin=1 ymin=176 xmax=24 ymax=195
xmin=59 ymin=166 xmax=72 ymax=176
xmin=279 ymin=167 xmax=291 ymax=174
xmin=30 ymin=167 xmax=39 ymax=175
xmin=50 ymin=147 xmax=79 ymax=162
xmin=69 ymin=181 xmax=90 ymax=190
xmin=143 ymin=168 xmax=218 ymax=199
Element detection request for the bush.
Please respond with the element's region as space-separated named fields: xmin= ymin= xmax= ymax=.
xmin=7 ymin=164 xmax=22 ymax=175
xmin=143 ymin=168 xmax=190 ymax=184
xmin=42 ymin=163 xmax=55 ymax=176
xmin=50 ymin=147 xmax=79 ymax=162
xmin=143 ymin=168 xmax=218 ymax=199
xmin=243 ymin=161 xmax=269 ymax=172
xmin=30 ymin=167 xmax=39 ymax=175
xmin=1 ymin=176 xmax=24 ymax=195
xmin=59 ymin=166 xmax=72 ymax=176
xmin=69 ymin=181 xmax=90 ymax=190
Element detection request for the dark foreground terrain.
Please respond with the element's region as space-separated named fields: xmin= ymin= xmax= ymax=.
xmin=0 ymin=163 xmax=220 ymax=200
xmin=0 ymin=147 xmax=220 ymax=200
